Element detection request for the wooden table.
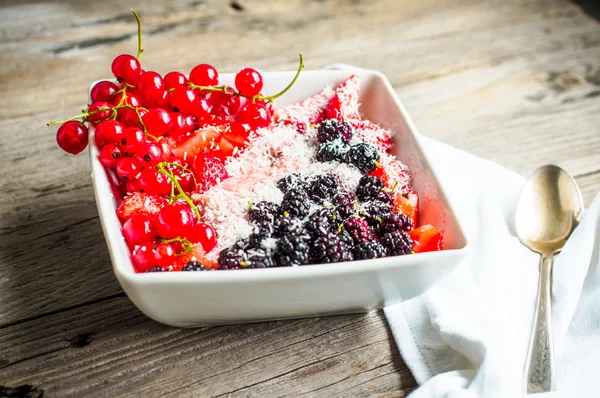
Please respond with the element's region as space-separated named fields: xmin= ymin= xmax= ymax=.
xmin=1 ymin=0 xmax=599 ymax=396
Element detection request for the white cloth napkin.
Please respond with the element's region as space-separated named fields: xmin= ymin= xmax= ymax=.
xmin=384 ymin=136 xmax=600 ymax=397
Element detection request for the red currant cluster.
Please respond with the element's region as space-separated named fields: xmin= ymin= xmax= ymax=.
xmin=48 ymin=10 xmax=304 ymax=272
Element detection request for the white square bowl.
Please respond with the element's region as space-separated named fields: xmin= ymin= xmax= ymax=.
xmin=90 ymin=69 xmax=468 ymax=327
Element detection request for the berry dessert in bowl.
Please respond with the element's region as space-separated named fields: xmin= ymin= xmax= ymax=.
xmin=49 ymin=11 xmax=467 ymax=326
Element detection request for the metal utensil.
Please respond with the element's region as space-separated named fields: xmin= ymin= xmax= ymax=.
xmin=515 ymin=165 xmax=583 ymax=393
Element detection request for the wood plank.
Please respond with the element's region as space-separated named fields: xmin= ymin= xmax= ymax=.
xmin=0 ymin=297 xmax=415 ymax=397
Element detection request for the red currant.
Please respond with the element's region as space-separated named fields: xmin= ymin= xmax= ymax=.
xmin=115 ymin=157 xmax=141 ymax=180
xmin=235 ymin=68 xmax=263 ymax=97
xmin=87 ymin=102 xmax=114 ymax=124
xmin=91 ymin=81 xmax=119 ymax=103
xmin=151 ymin=89 xmax=171 ymax=110
xmin=174 ymin=168 xmax=196 ymax=192
xmin=112 ymin=91 xmax=141 ymax=107
xmin=118 ymin=107 xmax=147 ymax=128
xmin=154 ymin=242 xmax=177 ymax=267
xmin=120 ymin=127 xmax=145 ymax=153
xmin=135 ymin=142 xmax=162 ymax=166
xmin=122 ymin=214 xmax=156 ymax=244
xmin=170 ymin=86 xmax=198 ymax=114
xmin=210 ymin=88 xmax=241 ymax=116
xmin=189 ymin=64 xmax=218 ymax=86
xmin=131 ymin=241 xmax=157 ymax=272
xmin=170 ymin=112 xmax=196 ymax=138
xmin=98 ymin=143 xmax=122 ymax=168
xmin=137 ymin=167 xmax=171 ymax=196
xmin=95 ymin=119 xmax=124 ymax=145
xmin=136 ymin=71 xmax=166 ymax=103
xmin=125 ymin=178 xmax=139 ymax=194
xmin=156 ymin=203 xmax=195 ymax=238
xmin=111 ymin=54 xmax=141 ymax=84
xmin=184 ymin=223 xmax=217 ymax=253
xmin=164 ymin=71 xmax=188 ymax=90
xmin=191 ymin=98 xmax=212 ymax=120
xmin=56 ymin=121 xmax=89 ymax=155
xmin=236 ymin=102 xmax=270 ymax=128
xmin=142 ymin=108 xmax=172 ymax=136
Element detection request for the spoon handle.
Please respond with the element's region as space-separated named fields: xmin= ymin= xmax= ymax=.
xmin=525 ymin=254 xmax=556 ymax=393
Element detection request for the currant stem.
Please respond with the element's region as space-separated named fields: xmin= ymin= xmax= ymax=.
xmin=156 ymin=162 xmax=202 ymax=221
xmin=256 ymin=54 xmax=304 ymax=101
xmin=161 ymin=237 xmax=195 ymax=255
xmin=131 ymin=9 xmax=143 ymax=60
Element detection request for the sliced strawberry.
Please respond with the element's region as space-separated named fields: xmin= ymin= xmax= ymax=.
xmin=408 ymin=225 xmax=444 ymax=253
xmin=171 ymin=251 xmax=195 ymax=272
xmin=116 ymin=192 xmax=168 ymax=221
xmin=222 ymin=122 xmax=252 ymax=147
xmin=212 ymin=136 xmax=236 ymax=161
xmin=193 ymin=152 xmax=229 ymax=193
xmin=325 ymin=74 xmax=361 ymax=121
xmin=169 ymin=126 xmax=222 ymax=164
xmin=380 ymin=158 xmax=411 ymax=191
xmin=394 ymin=190 xmax=419 ymax=228
xmin=349 ymin=120 xmax=392 ymax=153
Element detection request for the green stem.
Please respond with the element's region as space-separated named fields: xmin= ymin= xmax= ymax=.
xmin=256 ymin=54 xmax=304 ymax=101
xmin=161 ymin=237 xmax=195 ymax=255
xmin=186 ymin=84 xmax=229 ymax=93
xmin=131 ymin=9 xmax=143 ymax=60
xmin=156 ymin=162 xmax=202 ymax=221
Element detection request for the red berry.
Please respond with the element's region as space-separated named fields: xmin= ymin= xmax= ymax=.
xmin=170 ymin=112 xmax=196 ymax=137
xmin=115 ymin=157 xmax=141 ymax=180
xmin=125 ymin=178 xmax=139 ymax=194
xmin=189 ymin=64 xmax=218 ymax=86
xmin=154 ymin=242 xmax=177 ymax=267
xmin=111 ymin=54 xmax=141 ymax=84
xmin=120 ymin=127 xmax=145 ymax=153
xmin=210 ymin=88 xmax=241 ymax=116
xmin=175 ymin=169 xmax=196 ymax=193
xmin=184 ymin=223 xmax=217 ymax=253
xmin=151 ymin=89 xmax=171 ymax=110
xmin=164 ymin=71 xmax=188 ymax=90
xmin=137 ymin=167 xmax=171 ymax=196
xmin=191 ymin=98 xmax=213 ymax=120
xmin=91 ymin=81 xmax=119 ymax=103
xmin=170 ymin=86 xmax=197 ymax=114
xmin=56 ymin=121 xmax=89 ymax=155
xmin=193 ymin=152 xmax=229 ymax=193
xmin=98 ymin=143 xmax=122 ymax=168
xmin=118 ymin=107 xmax=147 ymax=128
xmin=135 ymin=142 xmax=163 ymax=167
xmin=131 ymin=241 xmax=157 ymax=272
xmin=136 ymin=71 xmax=166 ymax=103
xmin=116 ymin=192 xmax=168 ymax=220
xmin=235 ymin=68 xmax=263 ymax=97
xmin=156 ymin=204 xmax=195 ymax=238
xmin=142 ymin=108 xmax=172 ymax=136
xmin=87 ymin=102 xmax=114 ymax=124
xmin=112 ymin=91 xmax=141 ymax=107
xmin=236 ymin=102 xmax=270 ymax=128
xmin=223 ymin=122 xmax=252 ymax=147
xmin=95 ymin=119 xmax=124 ymax=145
xmin=123 ymin=214 xmax=156 ymax=244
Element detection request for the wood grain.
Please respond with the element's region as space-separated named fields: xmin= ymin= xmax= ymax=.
xmin=0 ymin=0 xmax=599 ymax=396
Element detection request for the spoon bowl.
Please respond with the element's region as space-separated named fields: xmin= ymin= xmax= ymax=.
xmin=516 ymin=164 xmax=583 ymax=394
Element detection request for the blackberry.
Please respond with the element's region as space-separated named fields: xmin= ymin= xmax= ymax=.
xmin=359 ymin=201 xmax=392 ymax=227
xmin=274 ymin=215 xmax=307 ymax=237
xmin=338 ymin=228 xmax=356 ymax=250
xmin=378 ymin=212 xmax=413 ymax=235
xmin=380 ymin=231 xmax=413 ymax=256
xmin=316 ymin=140 xmax=350 ymax=163
xmin=317 ymin=119 xmax=353 ymax=144
xmin=281 ymin=188 xmax=312 ymax=218
xmin=333 ymin=192 xmax=356 ymax=219
xmin=304 ymin=208 xmax=340 ymax=239
xmin=146 ymin=267 xmax=171 ymax=272
xmin=343 ymin=215 xmax=376 ymax=243
xmin=311 ymin=232 xmax=353 ymax=264
xmin=308 ymin=174 xmax=340 ymax=203
xmin=245 ymin=247 xmax=276 ymax=268
xmin=248 ymin=222 xmax=275 ymax=248
xmin=218 ymin=240 xmax=248 ymax=270
xmin=277 ymin=234 xmax=311 ymax=266
xmin=182 ymin=261 xmax=206 ymax=271
xmin=277 ymin=173 xmax=310 ymax=193
xmin=248 ymin=201 xmax=281 ymax=224
xmin=355 ymin=175 xmax=392 ymax=203
xmin=345 ymin=143 xmax=380 ymax=174
xmin=353 ymin=241 xmax=387 ymax=260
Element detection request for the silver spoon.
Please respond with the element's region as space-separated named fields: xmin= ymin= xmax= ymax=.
xmin=515 ymin=165 xmax=583 ymax=394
